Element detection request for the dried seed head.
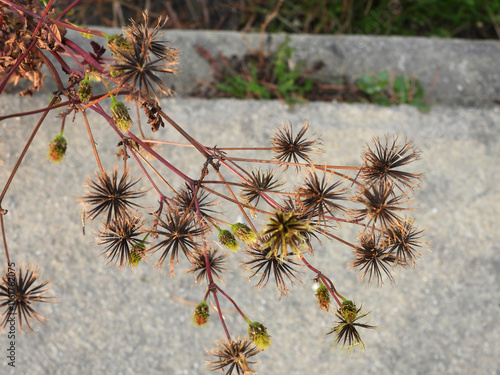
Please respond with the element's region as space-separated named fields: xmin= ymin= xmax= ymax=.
xmin=352 ymin=234 xmax=397 ymax=285
xmin=248 ymin=321 xmax=271 ymax=350
xmin=361 ymin=135 xmax=421 ymax=190
xmin=81 ymin=168 xmax=146 ymax=226
xmin=0 ymin=266 xmax=55 ymax=333
xmin=97 ymin=216 xmax=145 ymax=268
xmin=47 ymin=134 xmax=67 ymax=163
xmin=188 ymin=249 xmax=227 ymax=284
xmin=206 ymin=338 xmax=260 ymax=375
xmin=242 ymin=238 xmax=302 ymax=297
xmin=271 ymin=121 xmax=323 ymax=168
xmin=193 ymin=302 xmax=210 ymax=326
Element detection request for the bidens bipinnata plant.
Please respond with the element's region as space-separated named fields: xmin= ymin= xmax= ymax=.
xmin=0 ymin=1 xmax=428 ymax=373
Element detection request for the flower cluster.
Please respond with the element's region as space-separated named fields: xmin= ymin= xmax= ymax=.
xmin=0 ymin=3 xmax=428 ymax=374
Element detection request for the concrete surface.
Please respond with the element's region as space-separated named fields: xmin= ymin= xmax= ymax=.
xmin=1 ymin=30 xmax=500 ymax=375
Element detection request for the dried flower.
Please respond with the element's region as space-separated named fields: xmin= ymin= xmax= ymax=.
xmin=47 ymin=134 xmax=67 ymax=163
xmin=206 ymin=338 xmax=260 ymax=375
xmin=97 ymin=216 xmax=145 ymax=268
xmin=0 ymin=266 xmax=54 ymax=333
xmin=296 ymin=169 xmax=348 ymax=221
xmin=352 ymin=181 xmax=409 ymax=230
xmin=386 ymin=219 xmax=427 ymax=267
xmin=188 ymin=249 xmax=227 ymax=284
xmin=110 ymin=40 xmax=177 ymax=99
xmin=241 ymin=169 xmax=283 ymax=208
xmin=193 ymin=301 xmax=210 ymax=326
xmin=148 ymin=212 xmax=205 ymax=272
xmin=243 ymin=238 xmax=302 ymax=297
xmin=271 ymin=121 xmax=322 ymax=168
xmin=352 ymin=233 xmax=397 ymax=285
xmin=248 ymin=321 xmax=271 ymax=350
xmin=361 ymin=135 xmax=421 ymax=190
xmin=81 ymin=168 xmax=146 ymax=226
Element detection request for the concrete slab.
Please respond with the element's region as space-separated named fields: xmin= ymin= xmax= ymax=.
xmin=1 ymin=93 xmax=499 ymax=374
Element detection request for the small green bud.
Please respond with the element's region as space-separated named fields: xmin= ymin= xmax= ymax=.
xmin=111 ymin=98 xmax=132 ymax=132
xmin=78 ymin=77 xmax=92 ymax=103
xmin=316 ymin=283 xmax=331 ymax=312
xmin=193 ymin=302 xmax=210 ymax=326
xmin=248 ymin=321 xmax=271 ymax=350
xmin=128 ymin=242 xmax=145 ymax=267
xmin=231 ymin=223 xmax=257 ymax=244
xmin=340 ymin=300 xmax=358 ymax=323
xmin=107 ymin=34 xmax=132 ymax=55
xmin=48 ymin=134 xmax=67 ymax=163
xmin=218 ymin=229 xmax=240 ymax=252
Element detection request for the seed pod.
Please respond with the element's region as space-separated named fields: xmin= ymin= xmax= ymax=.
xmin=231 ymin=223 xmax=257 ymax=244
xmin=248 ymin=321 xmax=271 ymax=350
xmin=48 ymin=134 xmax=67 ymax=163
xmin=218 ymin=229 xmax=240 ymax=252
xmin=193 ymin=302 xmax=210 ymax=326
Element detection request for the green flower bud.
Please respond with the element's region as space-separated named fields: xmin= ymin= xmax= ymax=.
xmin=218 ymin=229 xmax=240 ymax=252
xmin=48 ymin=134 xmax=67 ymax=163
xmin=193 ymin=302 xmax=210 ymax=326
xmin=248 ymin=321 xmax=271 ymax=350
xmin=340 ymin=299 xmax=358 ymax=323
xmin=78 ymin=77 xmax=92 ymax=103
xmin=128 ymin=242 xmax=145 ymax=267
xmin=316 ymin=283 xmax=331 ymax=312
xmin=231 ymin=223 xmax=257 ymax=244
xmin=107 ymin=34 xmax=132 ymax=55
xmin=111 ymin=98 xmax=132 ymax=132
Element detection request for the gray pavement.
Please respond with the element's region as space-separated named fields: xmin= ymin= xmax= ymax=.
xmin=1 ymin=31 xmax=500 ymax=375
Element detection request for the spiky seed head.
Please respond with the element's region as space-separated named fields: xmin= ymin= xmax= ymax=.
xmin=0 ymin=266 xmax=55 ymax=333
xmin=231 ymin=223 xmax=257 ymax=244
xmin=218 ymin=229 xmax=240 ymax=252
xmin=316 ymin=283 xmax=331 ymax=312
xmin=206 ymin=338 xmax=260 ymax=374
xmin=248 ymin=321 xmax=271 ymax=350
xmin=111 ymin=98 xmax=132 ymax=132
xmin=47 ymin=134 xmax=67 ymax=163
xmin=78 ymin=77 xmax=92 ymax=103
xmin=193 ymin=302 xmax=210 ymax=326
